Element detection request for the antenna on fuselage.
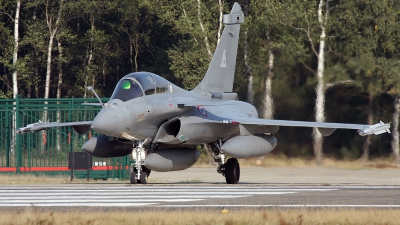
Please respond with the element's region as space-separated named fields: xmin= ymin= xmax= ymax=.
xmin=86 ymin=86 xmax=104 ymax=108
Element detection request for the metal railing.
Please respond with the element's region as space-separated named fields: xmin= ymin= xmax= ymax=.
xmin=0 ymin=96 xmax=130 ymax=180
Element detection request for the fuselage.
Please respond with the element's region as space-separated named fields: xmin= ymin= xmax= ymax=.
xmin=91 ymin=72 xmax=258 ymax=145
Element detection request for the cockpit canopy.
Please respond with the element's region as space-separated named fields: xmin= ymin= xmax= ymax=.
xmin=110 ymin=72 xmax=169 ymax=102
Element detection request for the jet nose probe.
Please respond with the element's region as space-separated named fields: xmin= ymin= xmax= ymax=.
xmin=86 ymin=86 xmax=103 ymax=107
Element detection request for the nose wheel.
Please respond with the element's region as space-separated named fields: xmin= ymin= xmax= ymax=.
xmin=130 ymin=166 xmax=151 ymax=184
xmin=140 ymin=171 xmax=148 ymax=184
xmin=130 ymin=170 xmax=137 ymax=184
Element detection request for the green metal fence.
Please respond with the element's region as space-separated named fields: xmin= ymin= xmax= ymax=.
xmin=0 ymin=96 xmax=131 ymax=180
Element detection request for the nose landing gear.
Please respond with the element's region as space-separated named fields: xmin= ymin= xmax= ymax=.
xmin=130 ymin=140 xmax=151 ymax=184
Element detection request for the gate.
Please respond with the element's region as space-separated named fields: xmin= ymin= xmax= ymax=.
xmin=0 ymin=96 xmax=131 ymax=180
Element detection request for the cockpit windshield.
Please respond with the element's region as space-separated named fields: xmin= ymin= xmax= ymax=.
xmin=110 ymin=72 xmax=169 ymax=102
xmin=132 ymin=73 xmax=156 ymax=95
xmin=110 ymin=79 xmax=143 ymax=102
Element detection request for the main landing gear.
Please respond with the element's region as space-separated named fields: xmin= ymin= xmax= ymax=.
xmin=207 ymin=142 xmax=240 ymax=184
xmin=130 ymin=140 xmax=151 ymax=184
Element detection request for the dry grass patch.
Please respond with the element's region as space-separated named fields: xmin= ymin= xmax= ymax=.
xmin=238 ymin=156 xmax=400 ymax=169
xmin=0 ymin=174 xmax=127 ymax=185
xmin=1 ymin=208 xmax=400 ymax=225
xmin=0 ymin=174 xmax=71 ymax=185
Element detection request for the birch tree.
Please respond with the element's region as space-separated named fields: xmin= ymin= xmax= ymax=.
xmin=271 ymin=0 xmax=330 ymax=164
xmin=44 ymin=0 xmax=63 ymax=100
xmin=196 ymin=0 xmax=212 ymax=60
xmin=217 ymin=0 xmax=223 ymax=43
xmin=12 ymin=0 xmax=20 ymax=99
xmin=11 ymin=0 xmax=21 ymax=156
xmin=310 ymin=0 xmax=329 ymax=164
xmin=392 ymin=95 xmax=400 ymax=163
xmin=248 ymin=0 xmax=297 ymax=119
xmin=37 ymin=0 xmax=63 ymax=154
xmin=260 ymin=30 xmax=276 ymax=119
xmin=374 ymin=0 xmax=400 ymax=163
xmin=243 ymin=0 xmax=253 ymax=104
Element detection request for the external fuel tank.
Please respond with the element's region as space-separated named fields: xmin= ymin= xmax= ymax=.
xmin=221 ymin=134 xmax=277 ymax=158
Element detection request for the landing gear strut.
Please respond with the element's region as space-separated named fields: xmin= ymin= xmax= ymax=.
xmin=130 ymin=140 xmax=151 ymax=184
xmin=207 ymin=142 xmax=240 ymax=184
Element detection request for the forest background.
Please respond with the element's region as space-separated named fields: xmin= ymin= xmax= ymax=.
xmin=1 ymin=0 xmax=399 ymax=163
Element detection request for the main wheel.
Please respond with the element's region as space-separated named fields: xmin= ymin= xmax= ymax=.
xmin=142 ymin=166 xmax=151 ymax=177
xmin=225 ymin=158 xmax=240 ymax=184
xmin=140 ymin=172 xmax=148 ymax=184
xmin=130 ymin=171 xmax=138 ymax=184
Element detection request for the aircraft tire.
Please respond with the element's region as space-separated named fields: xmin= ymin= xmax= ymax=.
xmin=140 ymin=172 xmax=148 ymax=184
xmin=142 ymin=166 xmax=151 ymax=177
xmin=130 ymin=171 xmax=138 ymax=184
xmin=225 ymin=158 xmax=240 ymax=184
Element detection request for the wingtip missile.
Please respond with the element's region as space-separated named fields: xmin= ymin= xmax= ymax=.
xmin=358 ymin=121 xmax=391 ymax=136
xmin=16 ymin=120 xmax=49 ymax=134
xmin=16 ymin=127 xmax=30 ymax=134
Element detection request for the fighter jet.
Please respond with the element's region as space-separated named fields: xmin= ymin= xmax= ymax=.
xmin=17 ymin=2 xmax=390 ymax=184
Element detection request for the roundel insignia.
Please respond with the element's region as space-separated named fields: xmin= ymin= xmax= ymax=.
xmin=197 ymin=106 xmax=207 ymax=117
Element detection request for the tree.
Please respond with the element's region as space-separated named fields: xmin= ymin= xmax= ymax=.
xmin=12 ymin=0 xmax=20 ymax=99
xmin=267 ymin=0 xmax=331 ymax=164
xmin=243 ymin=0 xmax=253 ymax=104
xmin=248 ymin=0 xmax=287 ymax=119
xmin=335 ymin=0 xmax=400 ymax=161
xmin=154 ymin=0 xmax=223 ymax=89
xmin=1 ymin=0 xmax=21 ymax=156
xmin=44 ymin=0 xmax=63 ymax=100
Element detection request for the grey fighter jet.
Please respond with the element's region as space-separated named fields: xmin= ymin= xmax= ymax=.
xmin=17 ymin=2 xmax=390 ymax=184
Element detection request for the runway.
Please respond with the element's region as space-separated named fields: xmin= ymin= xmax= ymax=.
xmin=1 ymin=184 xmax=400 ymax=209
xmin=1 ymin=167 xmax=400 ymax=210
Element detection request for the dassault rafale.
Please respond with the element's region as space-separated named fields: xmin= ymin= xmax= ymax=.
xmin=17 ymin=2 xmax=390 ymax=184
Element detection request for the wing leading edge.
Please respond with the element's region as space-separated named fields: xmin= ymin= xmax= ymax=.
xmin=228 ymin=117 xmax=390 ymax=137
xmin=17 ymin=121 xmax=92 ymax=135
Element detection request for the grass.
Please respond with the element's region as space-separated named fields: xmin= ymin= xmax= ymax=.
xmin=0 ymin=174 xmax=127 ymax=185
xmin=195 ymin=150 xmax=400 ymax=169
xmin=1 ymin=208 xmax=400 ymax=225
xmin=236 ymin=156 xmax=400 ymax=170
xmin=179 ymin=179 xmax=203 ymax=183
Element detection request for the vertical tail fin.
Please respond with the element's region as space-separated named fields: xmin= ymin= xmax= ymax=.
xmin=192 ymin=2 xmax=244 ymax=93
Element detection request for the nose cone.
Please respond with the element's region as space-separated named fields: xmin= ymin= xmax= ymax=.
xmin=91 ymin=108 xmax=119 ymax=135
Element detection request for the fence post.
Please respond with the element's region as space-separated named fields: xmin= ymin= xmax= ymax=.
xmin=69 ymin=98 xmax=73 ymax=180
xmin=122 ymin=156 xmax=126 ymax=180
xmin=15 ymin=95 xmax=21 ymax=174
xmin=6 ymin=101 xmax=10 ymax=167
xmin=112 ymin=157 xmax=116 ymax=179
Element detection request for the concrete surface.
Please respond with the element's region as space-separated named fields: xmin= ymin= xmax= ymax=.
xmin=149 ymin=167 xmax=400 ymax=185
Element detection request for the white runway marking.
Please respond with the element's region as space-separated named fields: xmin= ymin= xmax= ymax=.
xmin=0 ymin=185 xmax=394 ymax=208
xmin=0 ymin=185 xmax=324 ymax=207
